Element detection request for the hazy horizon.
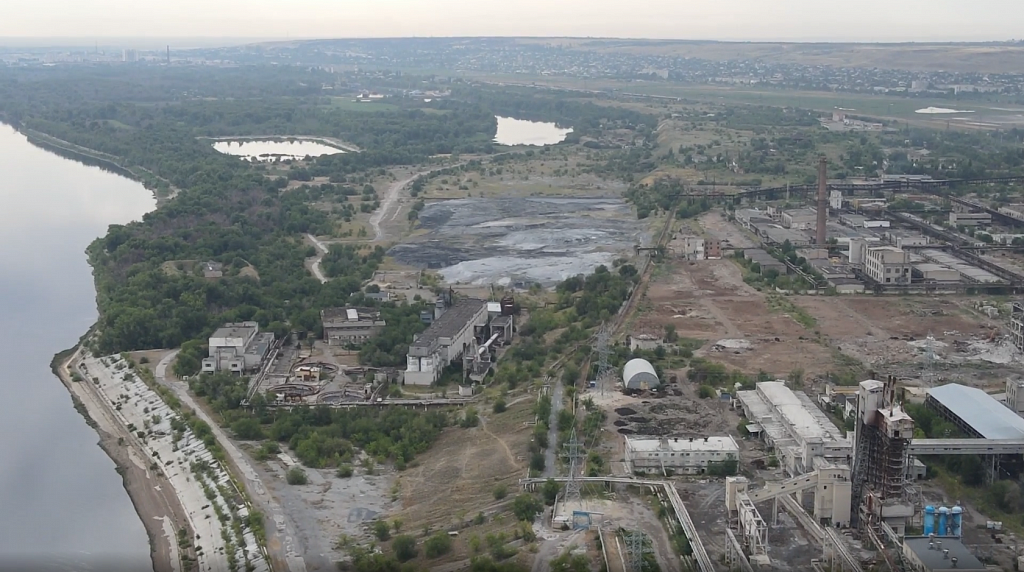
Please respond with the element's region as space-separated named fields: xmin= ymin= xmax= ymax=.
xmin=3 ymin=0 xmax=1024 ymax=44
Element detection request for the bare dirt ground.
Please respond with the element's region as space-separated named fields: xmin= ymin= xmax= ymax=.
xmin=643 ymin=256 xmax=834 ymax=377
xmin=794 ymin=295 xmax=1017 ymax=389
xmin=383 ymin=399 xmax=533 ymax=568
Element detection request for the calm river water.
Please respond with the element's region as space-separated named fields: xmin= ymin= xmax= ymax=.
xmin=0 ymin=125 xmax=153 ymax=570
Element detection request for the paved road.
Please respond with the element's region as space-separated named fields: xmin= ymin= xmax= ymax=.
xmin=156 ymin=352 xmax=312 ymax=572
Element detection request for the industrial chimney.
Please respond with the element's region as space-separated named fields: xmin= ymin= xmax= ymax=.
xmin=816 ymin=156 xmax=828 ymax=246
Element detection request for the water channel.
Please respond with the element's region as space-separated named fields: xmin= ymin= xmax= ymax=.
xmin=0 ymin=125 xmax=154 ymax=570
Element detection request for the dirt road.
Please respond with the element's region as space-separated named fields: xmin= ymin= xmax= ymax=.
xmin=306 ymin=233 xmax=329 ymax=284
xmin=371 ymin=163 xmax=467 ymax=242
xmin=155 ymin=352 xmax=313 ymax=572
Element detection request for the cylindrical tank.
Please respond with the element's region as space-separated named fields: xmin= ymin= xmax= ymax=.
xmin=923 ymin=506 xmax=935 ymax=536
xmin=938 ymin=506 xmax=949 ymax=536
xmin=951 ymin=505 xmax=963 ymax=538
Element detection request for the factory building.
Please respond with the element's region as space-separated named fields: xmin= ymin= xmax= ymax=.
xmin=865 ymin=246 xmax=910 ymax=284
xmin=623 ymin=358 xmax=659 ymax=391
xmin=912 ymin=263 xmax=960 ymax=283
xmin=704 ymin=239 xmax=722 ymax=260
xmin=901 ymin=537 xmax=986 ymax=572
xmin=1007 ymin=378 xmax=1024 ymax=415
xmin=679 ymin=236 xmax=705 ymax=261
xmin=1012 ymin=302 xmax=1024 ymax=355
xmin=405 ymin=297 xmax=488 ymax=386
xmin=949 ymin=211 xmax=991 ymax=227
xmin=926 ymin=383 xmax=1024 ymax=440
xmin=202 ymin=322 xmax=275 ymax=374
xmin=781 ymin=208 xmax=818 ymax=231
xmin=737 ymin=381 xmax=852 ymax=475
xmin=321 ymin=307 xmax=386 ymax=345
xmin=624 ymin=435 xmax=739 ymax=475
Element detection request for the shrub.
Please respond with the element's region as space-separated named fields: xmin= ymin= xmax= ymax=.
xmin=698 ymin=385 xmax=715 ymax=399
xmin=424 ymin=532 xmax=453 ymax=558
xmin=493 ymin=484 xmax=508 ymax=500
xmin=336 ymin=464 xmax=354 ymax=478
xmin=512 ymin=494 xmax=543 ymax=522
xmin=392 ymin=534 xmax=418 ymax=562
xmin=285 ymin=467 xmax=308 ymax=485
xmin=373 ymin=520 xmax=391 ymax=541
xmin=492 ymin=399 xmax=507 ymax=414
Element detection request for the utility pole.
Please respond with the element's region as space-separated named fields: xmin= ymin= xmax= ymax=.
xmin=562 ymin=428 xmax=585 ymax=507
xmin=596 ymin=327 xmax=612 ymax=396
xmin=624 ymin=527 xmax=651 ymax=572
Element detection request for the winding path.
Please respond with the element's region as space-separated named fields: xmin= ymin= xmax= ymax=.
xmin=306 ymin=234 xmax=329 ymax=284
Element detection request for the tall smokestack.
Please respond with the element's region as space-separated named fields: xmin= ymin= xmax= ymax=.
xmin=816 ymin=156 xmax=828 ymax=246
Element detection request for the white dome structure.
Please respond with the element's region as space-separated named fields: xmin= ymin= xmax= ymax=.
xmin=623 ymin=358 xmax=659 ymax=391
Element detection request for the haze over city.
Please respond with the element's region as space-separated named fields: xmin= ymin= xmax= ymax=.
xmin=3 ymin=0 xmax=1024 ymax=42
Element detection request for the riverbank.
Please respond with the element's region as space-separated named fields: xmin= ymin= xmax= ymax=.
xmin=20 ymin=128 xmax=180 ymax=206
xmin=54 ymin=346 xmax=188 ymax=572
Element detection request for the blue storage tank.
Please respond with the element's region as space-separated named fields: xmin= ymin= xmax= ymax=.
xmin=951 ymin=505 xmax=963 ymax=538
xmin=923 ymin=506 xmax=935 ymax=536
xmin=938 ymin=506 xmax=949 ymax=536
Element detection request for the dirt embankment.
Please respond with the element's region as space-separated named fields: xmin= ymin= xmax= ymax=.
xmin=54 ymin=346 xmax=190 ymax=572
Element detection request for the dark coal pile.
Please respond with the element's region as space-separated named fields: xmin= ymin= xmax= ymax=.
xmin=614 ymin=420 xmax=629 ymax=427
xmin=627 ymin=416 xmax=649 ymax=424
xmin=617 ymin=428 xmax=635 ymax=435
xmin=615 ymin=407 xmax=637 ymax=416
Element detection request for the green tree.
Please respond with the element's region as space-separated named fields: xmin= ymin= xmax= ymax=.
xmin=512 ymin=494 xmax=543 ymax=522
xmin=373 ymin=520 xmax=392 ymax=541
xmin=392 ymin=534 xmax=418 ymax=562
xmin=424 ymin=532 xmax=453 ymax=558
xmin=541 ymin=479 xmax=560 ymax=506
xmin=286 ymin=467 xmax=308 ymax=485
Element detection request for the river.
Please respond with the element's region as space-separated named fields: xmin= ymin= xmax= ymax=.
xmin=0 ymin=125 xmax=154 ymax=570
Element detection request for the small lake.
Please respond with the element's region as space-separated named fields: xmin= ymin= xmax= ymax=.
xmin=212 ymin=139 xmax=346 ymax=161
xmin=493 ymin=116 xmax=573 ymax=146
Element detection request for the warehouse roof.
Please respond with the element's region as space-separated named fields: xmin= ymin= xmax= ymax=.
xmin=903 ymin=537 xmax=985 ymax=571
xmin=625 ymin=435 xmax=739 ymax=454
xmin=928 ymin=384 xmax=1024 ymax=439
xmin=409 ymin=298 xmax=486 ymax=350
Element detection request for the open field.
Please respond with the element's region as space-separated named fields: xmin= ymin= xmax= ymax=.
xmin=643 ymin=254 xmax=835 ymax=377
xmin=510 ymin=38 xmax=1024 ymax=73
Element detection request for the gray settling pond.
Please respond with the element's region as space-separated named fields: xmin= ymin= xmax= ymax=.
xmin=212 ymin=139 xmax=346 ymax=161
xmin=494 ymin=116 xmax=573 ymax=146
xmin=388 ymin=197 xmax=646 ymax=287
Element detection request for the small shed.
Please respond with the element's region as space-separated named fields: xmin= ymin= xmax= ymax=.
xmin=623 ymin=358 xmax=660 ymax=391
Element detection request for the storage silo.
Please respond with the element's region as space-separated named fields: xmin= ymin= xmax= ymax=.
xmin=951 ymin=505 xmax=963 ymax=538
xmin=923 ymin=506 xmax=935 ymax=536
xmin=938 ymin=506 xmax=949 ymax=535
xmin=623 ymin=358 xmax=660 ymax=391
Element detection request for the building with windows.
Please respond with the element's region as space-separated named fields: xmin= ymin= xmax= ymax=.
xmin=949 ymin=212 xmax=991 ymax=227
xmin=901 ymin=537 xmax=986 ymax=572
xmin=624 ymin=435 xmax=739 ymax=475
xmin=680 ymin=236 xmax=705 ymax=260
xmin=202 ymin=322 xmax=275 ymax=374
xmin=405 ymin=297 xmax=488 ymax=386
xmin=321 ymin=307 xmax=386 ymax=345
xmin=737 ymin=381 xmax=852 ymax=475
xmin=865 ymin=246 xmax=910 ymax=284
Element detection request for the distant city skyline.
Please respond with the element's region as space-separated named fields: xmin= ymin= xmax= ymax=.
xmin=3 ymin=0 xmax=1024 ymax=44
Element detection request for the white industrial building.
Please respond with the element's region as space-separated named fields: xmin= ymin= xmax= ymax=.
xmin=865 ymin=246 xmax=910 ymax=284
xmin=202 ymin=321 xmax=275 ymax=374
xmin=949 ymin=211 xmax=991 ymax=227
xmin=913 ymin=263 xmax=960 ymax=283
xmin=622 ymin=358 xmax=660 ymax=391
xmin=679 ymin=236 xmax=705 ymax=261
xmin=737 ymin=381 xmax=852 ymax=475
xmin=781 ymin=208 xmax=818 ymax=231
xmin=624 ymin=435 xmax=739 ymax=475
xmin=404 ymin=298 xmax=488 ymax=386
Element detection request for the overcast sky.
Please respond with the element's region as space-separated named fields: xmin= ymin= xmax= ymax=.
xmin=4 ymin=0 xmax=1024 ymax=43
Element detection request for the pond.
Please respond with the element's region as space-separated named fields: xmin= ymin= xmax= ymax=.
xmin=212 ymin=139 xmax=346 ymax=161
xmin=493 ymin=116 xmax=573 ymax=146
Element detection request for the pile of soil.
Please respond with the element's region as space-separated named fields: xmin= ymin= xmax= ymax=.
xmin=613 ymin=420 xmax=629 ymax=427
xmin=617 ymin=428 xmax=635 ymax=435
xmin=615 ymin=407 xmax=637 ymax=416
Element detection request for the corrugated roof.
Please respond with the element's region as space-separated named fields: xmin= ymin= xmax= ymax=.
xmin=928 ymin=384 xmax=1024 ymax=439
